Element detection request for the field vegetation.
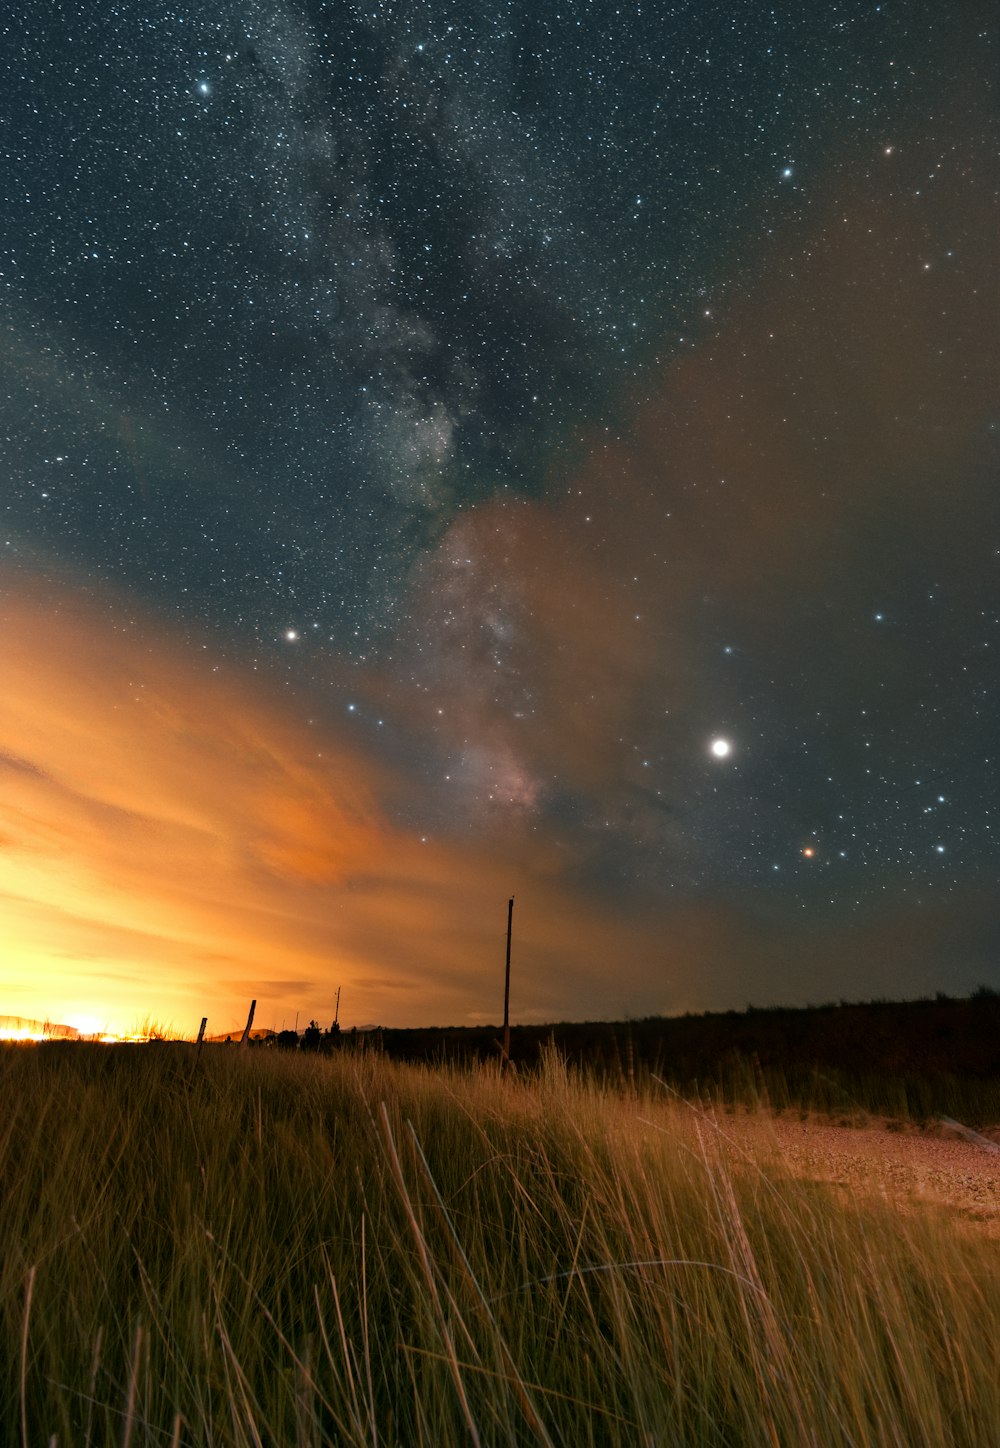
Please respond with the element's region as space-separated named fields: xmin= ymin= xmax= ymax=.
xmin=375 ymin=991 xmax=1000 ymax=1127
xmin=3 ymin=1041 xmax=999 ymax=1445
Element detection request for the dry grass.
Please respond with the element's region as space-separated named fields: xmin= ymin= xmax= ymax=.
xmin=2 ymin=1041 xmax=997 ymax=1445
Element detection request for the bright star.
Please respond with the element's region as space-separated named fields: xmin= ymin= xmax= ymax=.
xmin=197 ymin=81 xmax=211 ymax=96
xmin=284 ymin=629 xmax=299 ymax=641
xmin=710 ymin=738 xmax=732 ymax=758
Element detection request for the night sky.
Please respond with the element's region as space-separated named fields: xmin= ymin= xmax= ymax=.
xmin=1 ymin=1 xmax=998 ymax=1036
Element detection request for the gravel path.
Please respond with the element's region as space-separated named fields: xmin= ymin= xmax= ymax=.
xmin=720 ymin=1112 xmax=1000 ymax=1235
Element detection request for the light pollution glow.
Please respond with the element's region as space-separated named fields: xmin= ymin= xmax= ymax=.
xmin=2 ymin=572 xmax=995 ymax=1037
xmin=0 ymin=575 xmax=684 ymax=1036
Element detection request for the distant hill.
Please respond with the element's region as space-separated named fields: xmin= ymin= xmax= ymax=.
xmin=205 ymin=1027 xmax=275 ymax=1043
xmin=0 ymin=1015 xmax=79 ymax=1040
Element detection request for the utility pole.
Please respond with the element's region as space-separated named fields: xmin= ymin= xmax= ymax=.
xmin=502 ymin=896 xmax=514 ymax=1068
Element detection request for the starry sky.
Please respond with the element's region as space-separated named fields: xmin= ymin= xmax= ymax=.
xmin=1 ymin=0 xmax=998 ymax=1036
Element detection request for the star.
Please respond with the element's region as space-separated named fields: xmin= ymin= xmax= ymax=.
xmin=709 ymin=738 xmax=732 ymax=758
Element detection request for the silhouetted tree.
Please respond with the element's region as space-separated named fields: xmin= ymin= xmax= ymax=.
xmin=301 ymin=1020 xmax=323 ymax=1052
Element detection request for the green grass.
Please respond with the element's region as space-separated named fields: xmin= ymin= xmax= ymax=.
xmin=2 ymin=1043 xmax=998 ymax=1446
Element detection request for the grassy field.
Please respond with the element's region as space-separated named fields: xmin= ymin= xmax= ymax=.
xmin=2 ymin=1043 xmax=998 ymax=1446
xmin=373 ymin=993 xmax=1000 ymax=1128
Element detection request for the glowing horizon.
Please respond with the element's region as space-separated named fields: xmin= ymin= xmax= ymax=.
xmin=0 ymin=576 xmax=682 ymax=1035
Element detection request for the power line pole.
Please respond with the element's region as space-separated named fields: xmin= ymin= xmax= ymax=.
xmin=502 ymin=896 xmax=514 ymax=1068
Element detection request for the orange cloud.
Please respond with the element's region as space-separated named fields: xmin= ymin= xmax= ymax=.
xmin=0 ymin=574 xmax=694 ymax=1033
xmin=0 ymin=578 xmax=391 ymax=1029
xmin=2 ymin=571 xmax=993 ymax=1033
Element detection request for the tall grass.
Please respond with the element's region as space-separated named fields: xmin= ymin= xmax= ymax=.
xmin=2 ymin=1042 xmax=997 ymax=1446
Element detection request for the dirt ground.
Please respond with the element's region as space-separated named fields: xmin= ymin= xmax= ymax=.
xmin=716 ymin=1110 xmax=1000 ymax=1236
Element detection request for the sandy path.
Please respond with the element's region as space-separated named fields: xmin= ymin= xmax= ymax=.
xmin=718 ymin=1112 xmax=1000 ymax=1236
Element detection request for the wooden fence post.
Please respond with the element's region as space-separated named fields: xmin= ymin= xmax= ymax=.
xmin=239 ymin=999 xmax=256 ymax=1048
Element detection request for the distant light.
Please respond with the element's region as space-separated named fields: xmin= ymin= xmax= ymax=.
xmin=284 ymin=629 xmax=299 ymax=641
xmin=710 ymin=738 xmax=732 ymax=758
xmin=802 ymin=846 xmax=815 ymax=858
xmin=782 ymin=167 xmax=793 ymax=179
xmin=67 ymin=1014 xmax=105 ymax=1037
